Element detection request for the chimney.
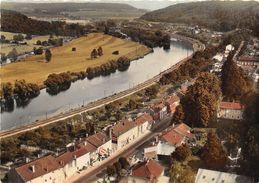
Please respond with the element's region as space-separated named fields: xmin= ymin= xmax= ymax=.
xmin=73 ymin=155 xmax=77 ymax=159
xmin=84 ymin=141 xmax=87 ymax=146
xmin=103 ymin=138 xmax=106 ymax=143
xmin=86 ymin=133 xmax=88 ymax=137
xmin=29 ymin=165 xmax=35 ymax=173
xmin=155 ymin=136 xmax=159 ymax=143
xmin=109 ymin=128 xmax=113 ymax=139
xmin=25 ymin=157 xmax=30 ymax=163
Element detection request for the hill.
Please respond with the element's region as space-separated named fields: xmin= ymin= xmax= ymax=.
xmin=0 ymin=9 xmax=87 ymax=36
xmin=141 ymin=1 xmax=259 ymax=32
xmin=1 ymin=2 xmax=146 ymax=19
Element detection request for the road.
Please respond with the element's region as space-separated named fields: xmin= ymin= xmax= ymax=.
xmin=0 ymin=36 xmax=204 ymax=139
xmin=67 ymin=116 xmax=172 ymax=183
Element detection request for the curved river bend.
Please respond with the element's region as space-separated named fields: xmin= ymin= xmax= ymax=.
xmin=1 ymin=40 xmax=193 ymax=130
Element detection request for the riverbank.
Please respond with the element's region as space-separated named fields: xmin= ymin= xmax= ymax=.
xmin=0 ymin=33 xmax=151 ymax=86
xmin=0 ymin=35 xmax=204 ymax=139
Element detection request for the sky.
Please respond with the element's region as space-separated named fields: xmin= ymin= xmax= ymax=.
xmin=1 ymin=0 xmax=259 ymax=10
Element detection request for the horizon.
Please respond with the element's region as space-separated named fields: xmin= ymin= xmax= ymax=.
xmin=2 ymin=0 xmax=259 ymax=10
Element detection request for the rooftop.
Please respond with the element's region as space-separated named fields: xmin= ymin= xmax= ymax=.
xmin=131 ymin=159 xmax=163 ymax=181
xmin=15 ymin=155 xmax=61 ymax=182
xmin=195 ymin=168 xmax=254 ymax=183
xmin=112 ymin=120 xmax=137 ymax=136
xmin=86 ymin=131 xmax=110 ymax=148
xmin=220 ymin=101 xmax=243 ymax=110
xmin=134 ymin=113 xmax=153 ymax=125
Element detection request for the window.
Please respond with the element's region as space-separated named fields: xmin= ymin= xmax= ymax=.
xmin=212 ymin=178 xmax=215 ymax=181
xmin=203 ymin=176 xmax=206 ymax=179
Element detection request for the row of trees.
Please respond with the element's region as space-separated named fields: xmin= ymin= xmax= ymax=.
xmin=122 ymin=28 xmax=171 ymax=49
xmin=1 ymin=80 xmax=40 ymax=112
xmin=86 ymin=56 xmax=130 ymax=79
xmin=1 ymin=80 xmax=40 ymax=102
xmin=160 ymin=46 xmax=218 ymax=85
xmin=91 ymin=47 xmax=103 ymax=59
xmin=44 ymin=72 xmax=71 ymax=95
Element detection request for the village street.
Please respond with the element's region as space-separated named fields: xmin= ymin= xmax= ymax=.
xmin=66 ymin=115 xmax=172 ymax=183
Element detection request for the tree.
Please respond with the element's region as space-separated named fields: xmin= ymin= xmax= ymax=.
xmin=201 ymin=131 xmax=227 ymax=170
xmin=91 ymin=49 xmax=98 ymax=59
xmin=181 ymin=72 xmax=221 ymax=127
xmin=97 ymin=46 xmax=103 ymax=56
xmin=107 ymin=165 xmax=116 ymax=176
xmin=1 ymin=82 xmax=13 ymax=100
xmin=171 ymin=105 xmax=185 ymax=124
xmin=170 ymin=162 xmax=195 ymax=183
xmin=221 ymin=53 xmax=253 ymax=101
xmin=45 ymin=49 xmax=52 ymax=62
xmin=13 ymin=34 xmax=24 ymax=42
xmin=25 ymin=34 xmax=32 ymax=40
xmin=7 ymin=48 xmax=18 ymax=61
xmin=172 ymin=144 xmax=191 ymax=161
xmin=1 ymin=35 xmax=6 ymax=40
xmin=118 ymin=157 xmax=130 ymax=169
xmin=113 ymin=161 xmax=122 ymax=175
xmin=128 ymin=99 xmax=138 ymax=110
xmin=36 ymin=40 xmax=42 ymax=45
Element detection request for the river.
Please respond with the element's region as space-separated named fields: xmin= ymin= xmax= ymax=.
xmin=1 ymin=40 xmax=193 ymax=131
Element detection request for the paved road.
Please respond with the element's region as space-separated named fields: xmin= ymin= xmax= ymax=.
xmin=0 ymin=36 xmax=204 ymax=139
xmin=71 ymin=116 xmax=172 ymax=183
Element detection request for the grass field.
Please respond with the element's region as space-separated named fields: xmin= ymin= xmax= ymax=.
xmin=0 ymin=33 xmax=151 ymax=85
xmin=0 ymin=31 xmax=62 ymax=55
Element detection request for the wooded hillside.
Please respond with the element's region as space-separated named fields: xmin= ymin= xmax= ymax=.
xmin=141 ymin=1 xmax=259 ymax=32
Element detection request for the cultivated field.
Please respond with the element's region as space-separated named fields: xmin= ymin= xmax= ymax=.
xmin=0 ymin=31 xmax=62 ymax=55
xmin=0 ymin=33 xmax=151 ymax=85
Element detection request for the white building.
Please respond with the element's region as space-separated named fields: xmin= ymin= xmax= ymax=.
xmin=111 ymin=120 xmax=139 ymax=151
xmin=217 ymin=101 xmax=244 ymax=120
xmin=195 ymin=168 xmax=254 ymax=183
xmin=85 ymin=132 xmax=112 ymax=163
xmin=134 ymin=113 xmax=154 ymax=136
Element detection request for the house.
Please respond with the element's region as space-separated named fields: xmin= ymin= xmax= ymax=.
xmin=134 ymin=113 xmax=154 ymax=135
xmin=165 ymin=94 xmax=180 ymax=114
xmin=129 ymin=159 xmax=169 ymax=183
xmin=56 ymin=141 xmax=97 ymax=179
xmin=236 ymin=56 xmax=259 ymax=67
xmin=111 ymin=119 xmax=139 ymax=151
xmin=195 ymin=168 xmax=254 ymax=183
xmin=8 ymin=155 xmax=65 ymax=183
xmin=85 ymin=131 xmax=112 ymax=163
xmin=150 ymin=102 xmax=167 ymax=121
xmin=217 ymin=101 xmax=244 ymax=120
xmin=146 ymin=123 xmax=193 ymax=159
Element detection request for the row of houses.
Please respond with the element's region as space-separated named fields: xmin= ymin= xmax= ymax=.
xmin=7 ymin=92 xmax=182 ymax=183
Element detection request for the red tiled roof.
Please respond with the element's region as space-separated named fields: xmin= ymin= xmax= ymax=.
xmin=173 ymin=123 xmax=193 ymax=138
xmin=111 ymin=120 xmax=137 ymax=137
xmin=78 ymin=141 xmax=97 ymax=153
xmin=238 ymin=56 xmax=259 ymax=62
xmin=131 ymin=160 xmax=163 ymax=180
xmin=86 ymin=132 xmax=110 ymax=148
xmin=161 ymin=129 xmax=184 ymax=146
xmin=15 ymin=155 xmax=61 ymax=182
xmin=135 ymin=113 xmax=153 ymax=125
xmin=220 ymin=101 xmax=243 ymax=110
xmin=55 ymin=151 xmax=74 ymax=167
